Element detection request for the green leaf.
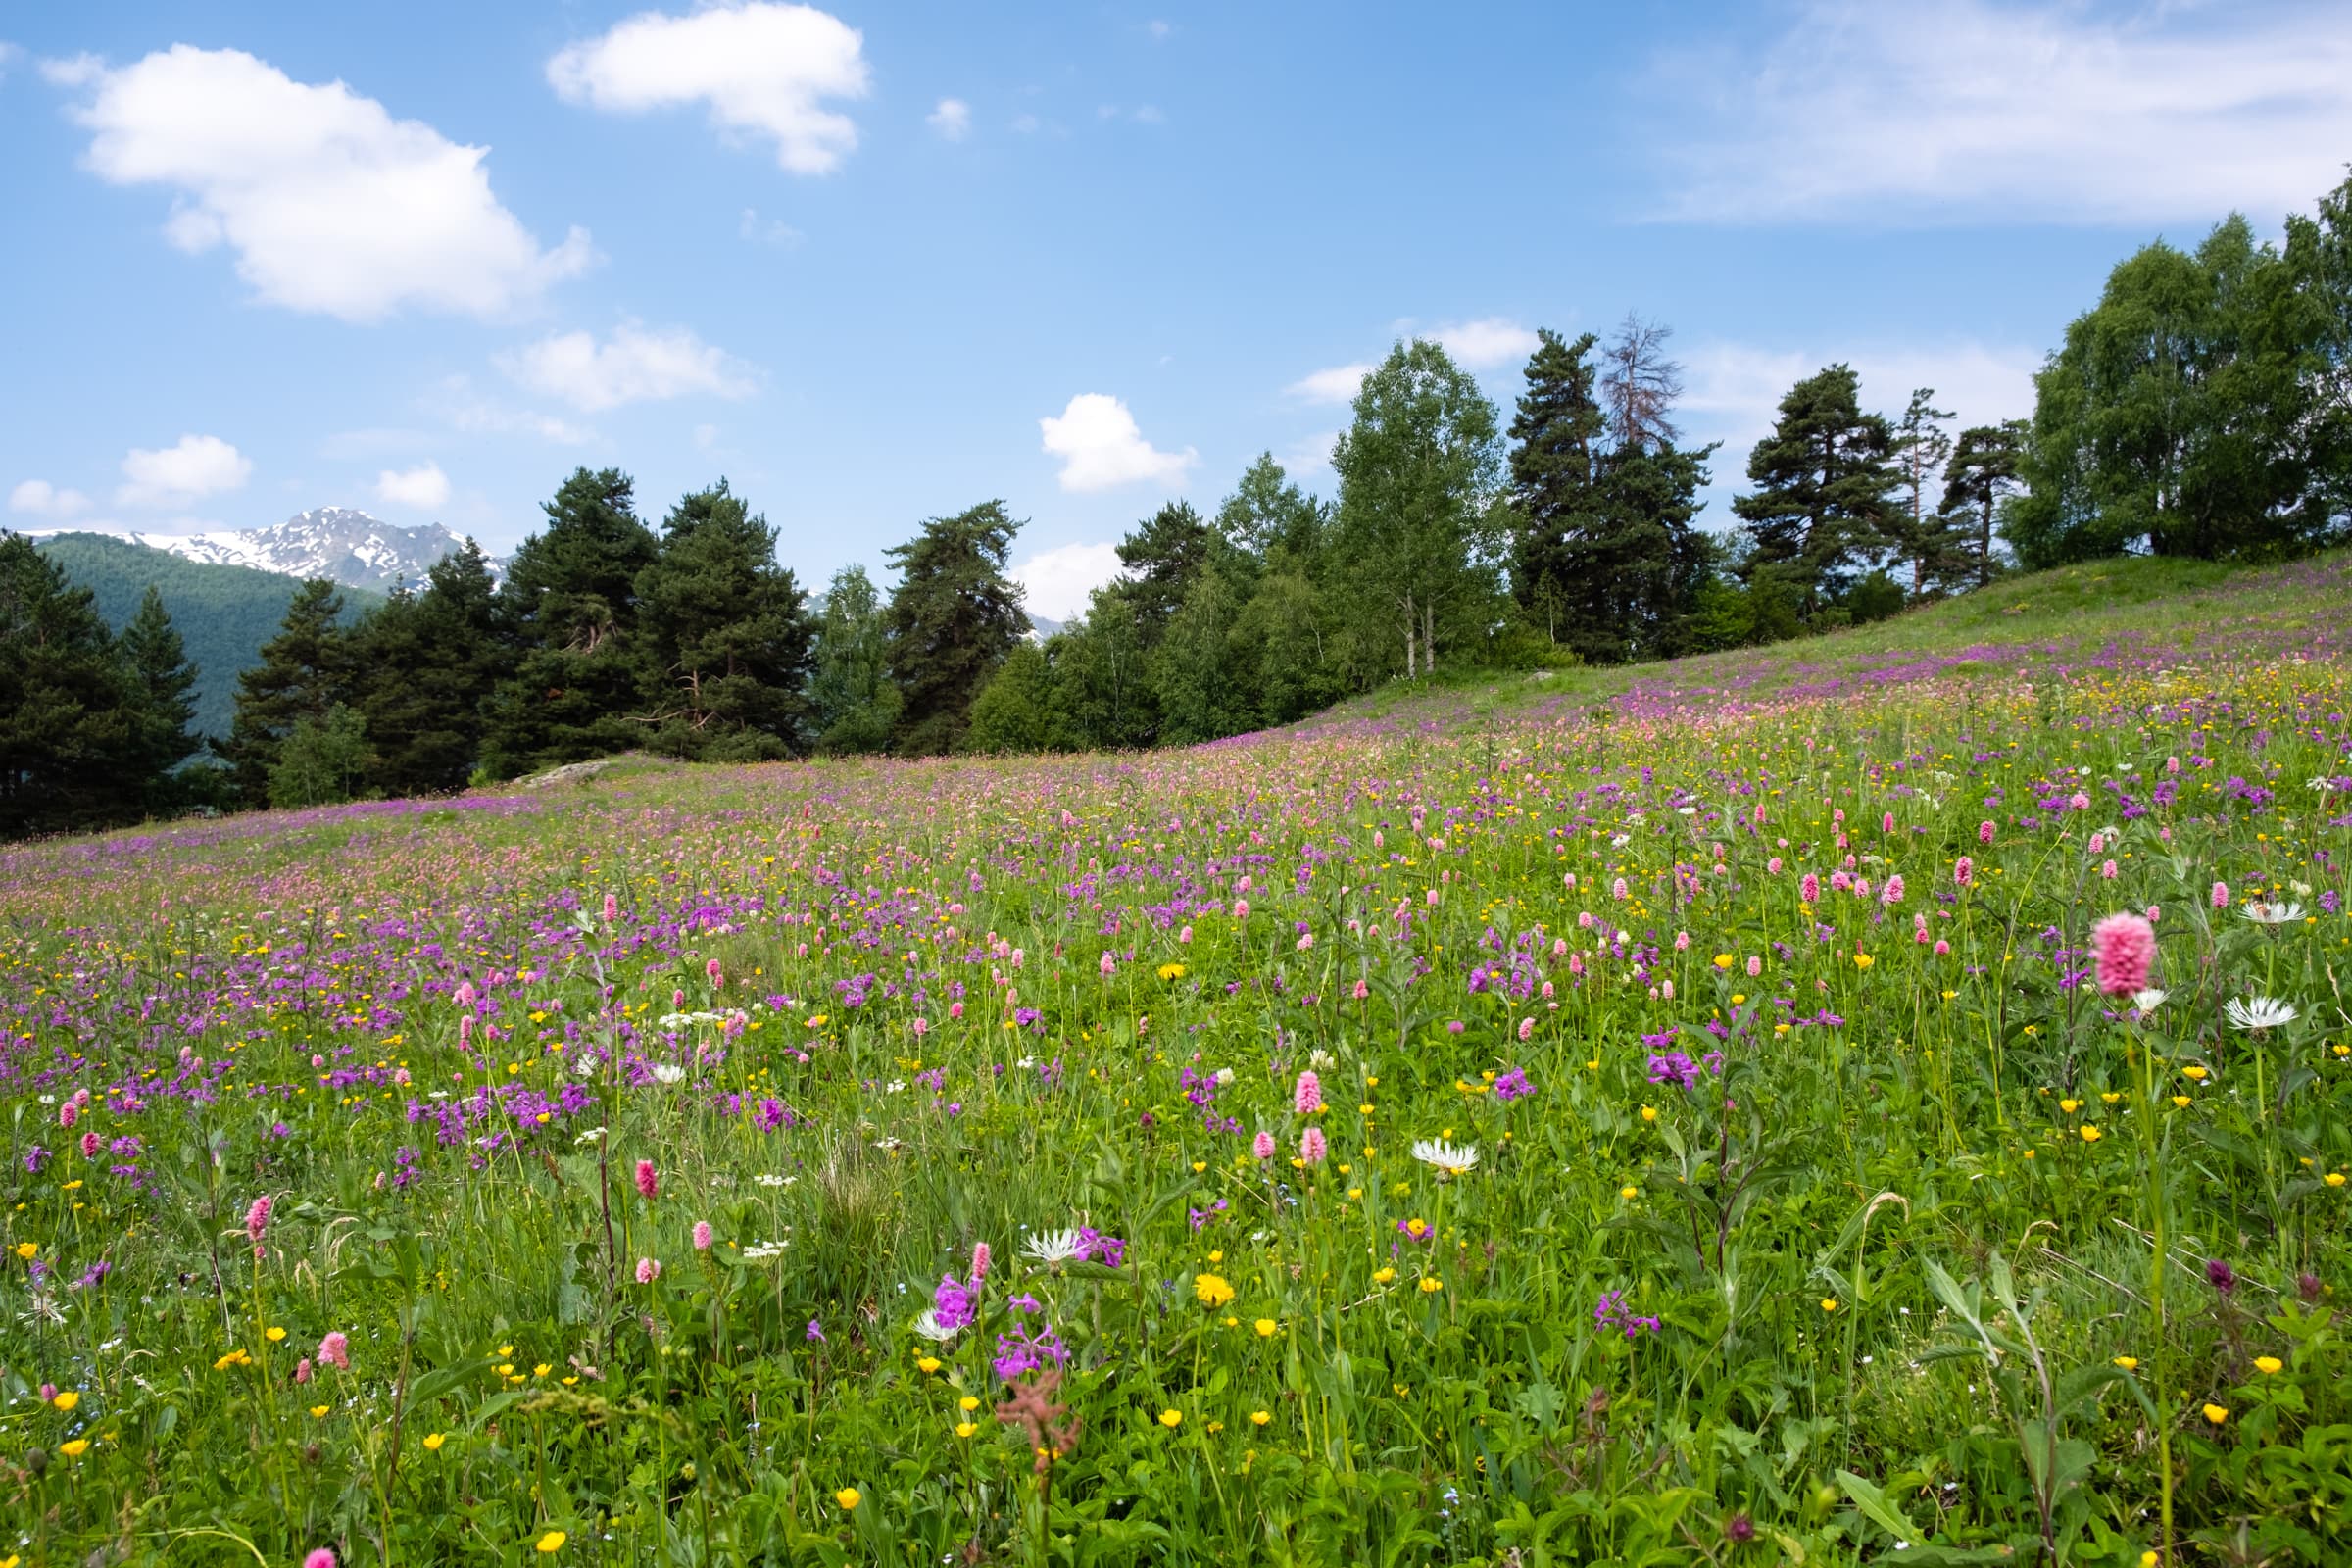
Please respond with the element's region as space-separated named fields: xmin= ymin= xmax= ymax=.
xmin=1836 ymin=1468 xmax=1920 ymax=1540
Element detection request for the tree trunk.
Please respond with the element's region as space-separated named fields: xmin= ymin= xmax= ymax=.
xmin=1423 ymin=602 xmax=1436 ymax=675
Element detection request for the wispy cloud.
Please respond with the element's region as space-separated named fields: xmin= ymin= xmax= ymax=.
xmin=1651 ymin=1 xmax=2352 ymax=225
xmin=497 ymin=322 xmax=758 ymax=414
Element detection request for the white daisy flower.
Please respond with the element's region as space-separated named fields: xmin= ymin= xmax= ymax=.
xmin=2225 ymin=996 xmax=2298 ymax=1031
xmin=912 ymin=1310 xmax=962 ymax=1342
xmin=1022 ymin=1228 xmax=1086 ymax=1266
xmin=650 ymin=1063 xmax=686 ymax=1085
xmin=2131 ymin=989 xmax=2168 ymax=1013
xmin=1411 ymin=1139 xmax=1480 ymax=1177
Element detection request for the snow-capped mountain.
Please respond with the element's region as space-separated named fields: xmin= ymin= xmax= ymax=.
xmin=102 ymin=509 xmax=500 ymax=591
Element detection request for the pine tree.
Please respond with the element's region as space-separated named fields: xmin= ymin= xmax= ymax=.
xmin=479 ymin=468 xmax=660 ymax=777
xmin=117 ymin=584 xmax=204 ymax=813
xmin=1890 ymin=389 xmax=1957 ymax=594
xmin=808 ymin=564 xmax=901 ymax=755
xmin=1113 ymin=501 xmax=1216 ymax=646
xmin=635 ymin=481 xmax=817 ymax=761
xmin=1329 ymin=339 xmax=1504 ymax=677
xmin=1938 ymin=421 xmax=2028 ymax=589
xmin=1506 ymin=329 xmax=1607 ymax=650
xmin=223 ymin=579 xmax=352 ymax=807
xmin=1507 ymin=325 xmax=1713 ymax=662
xmin=1731 ymin=365 xmax=1901 ymax=615
xmin=0 ymin=533 xmax=146 ymax=838
xmin=882 ymin=501 xmax=1029 ymax=757
xmin=353 ymin=541 xmax=510 ymax=797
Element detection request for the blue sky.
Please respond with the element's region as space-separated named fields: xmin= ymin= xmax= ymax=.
xmin=5 ymin=1 xmax=2347 ymax=615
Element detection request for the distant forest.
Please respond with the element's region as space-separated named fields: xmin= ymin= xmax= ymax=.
xmin=32 ymin=532 xmax=380 ymax=738
xmin=6 ymin=171 xmax=2349 ymax=842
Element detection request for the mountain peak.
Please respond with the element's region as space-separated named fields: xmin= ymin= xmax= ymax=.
xmin=102 ymin=509 xmax=503 ymax=592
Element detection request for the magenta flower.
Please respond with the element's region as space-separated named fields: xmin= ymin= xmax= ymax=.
xmin=1299 ymin=1127 xmax=1328 ymax=1164
xmin=635 ymin=1159 xmax=659 ymax=1199
xmin=1954 ymin=856 xmax=1973 ymax=888
xmin=636 ymin=1257 xmax=662 ymax=1284
xmin=304 ymin=1551 xmax=337 ymax=1568
xmin=693 ymin=1221 xmax=713 ymax=1251
xmin=246 ymin=1195 xmax=272 ymax=1246
xmin=970 ymin=1241 xmax=991 ymax=1285
xmin=1979 ymin=820 xmax=1996 ymax=844
xmin=1252 ymin=1130 xmax=1276 ymax=1161
xmin=2212 ymin=880 xmax=2230 ymax=909
xmin=1293 ymin=1070 xmax=1323 ymax=1115
xmin=318 ymin=1331 xmax=350 ymax=1370
xmin=2090 ymin=912 xmax=2156 ymax=997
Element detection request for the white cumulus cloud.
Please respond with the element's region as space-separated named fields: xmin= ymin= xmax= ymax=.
xmin=1039 ymin=394 xmax=1196 ymax=493
xmin=497 ymin=323 xmax=758 ymax=414
xmin=1652 ymin=0 xmax=2352 ymax=224
xmin=1012 ymin=541 xmax=1126 ymax=621
xmin=116 ymin=434 xmax=252 ymax=510
xmin=49 ymin=45 xmax=593 ymax=321
xmin=8 ymin=479 xmax=93 ymax=518
xmin=1286 ymin=363 xmax=1371 ymax=405
xmin=1433 ymin=318 xmax=1540 ymax=369
xmin=374 ymin=461 xmax=451 ymax=510
xmin=927 ymin=97 xmax=971 ymax=140
xmin=547 ymin=2 xmax=869 ymax=175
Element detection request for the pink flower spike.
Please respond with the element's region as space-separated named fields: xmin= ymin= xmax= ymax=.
xmin=1293 ymin=1070 xmax=1323 ymax=1115
xmin=2090 ymin=912 xmax=2157 ymax=998
xmin=693 ymin=1221 xmax=713 ymax=1251
xmin=318 ymin=1331 xmax=350 ymax=1370
xmin=245 ymin=1195 xmax=272 ymax=1245
xmin=636 ymin=1257 xmax=662 ymax=1284
xmin=305 ymin=1551 xmax=337 ymax=1568
xmin=635 ymin=1160 xmax=659 ymax=1199
xmin=969 ymin=1242 xmax=991 ymax=1284
xmin=1252 ymin=1131 xmax=1277 ymax=1161
xmin=1299 ymin=1127 xmax=1328 ymax=1164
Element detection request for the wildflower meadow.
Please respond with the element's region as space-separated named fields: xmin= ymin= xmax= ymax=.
xmin=6 ymin=556 xmax=2352 ymax=1567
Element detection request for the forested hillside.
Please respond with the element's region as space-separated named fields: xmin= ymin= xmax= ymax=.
xmin=32 ymin=532 xmax=380 ymax=738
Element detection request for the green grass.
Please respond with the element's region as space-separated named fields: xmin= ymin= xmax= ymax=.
xmin=3 ymin=553 xmax=2350 ymax=1567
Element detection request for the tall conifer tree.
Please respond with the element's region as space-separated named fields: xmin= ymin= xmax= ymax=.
xmin=635 ymin=480 xmax=818 ymax=760
xmin=222 ymin=578 xmax=351 ymax=806
xmin=882 ymin=502 xmax=1029 ymax=757
xmin=1732 ymin=365 xmax=1901 ymax=614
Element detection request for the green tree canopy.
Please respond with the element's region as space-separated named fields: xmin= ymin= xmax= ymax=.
xmin=635 ymin=480 xmax=817 ymax=761
xmin=808 ymin=564 xmax=902 ymax=756
xmin=1329 ymin=339 xmax=1504 ymax=677
xmin=481 ymin=469 xmax=661 ymax=777
xmin=1731 ymin=364 xmax=1901 ymax=614
xmin=2008 ymin=214 xmax=2335 ymax=565
xmin=222 ymin=578 xmax=353 ymax=807
xmin=0 ymin=533 xmax=147 ymax=837
xmin=883 ymin=501 xmax=1029 ymax=757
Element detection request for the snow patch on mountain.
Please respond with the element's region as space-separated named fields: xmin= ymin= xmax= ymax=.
xmin=63 ymin=509 xmax=502 ymax=591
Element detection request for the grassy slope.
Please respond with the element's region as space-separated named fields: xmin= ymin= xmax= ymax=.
xmin=1315 ymin=552 xmax=2351 ymax=734
xmin=32 ymin=531 xmax=383 ymax=741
